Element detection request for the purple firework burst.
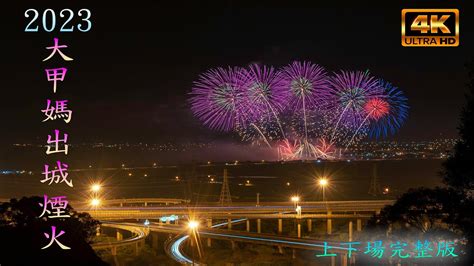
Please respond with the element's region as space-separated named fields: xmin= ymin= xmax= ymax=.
xmin=189 ymin=67 xmax=253 ymax=132
xmin=242 ymin=63 xmax=289 ymax=114
xmin=328 ymin=70 xmax=383 ymax=127
xmin=281 ymin=61 xmax=331 ymax=110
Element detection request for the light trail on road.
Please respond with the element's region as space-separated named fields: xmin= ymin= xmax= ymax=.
xmin=170 ymin=218 xmax=247 ymax=265
xmin=199 ymin=231 xmax=350 ymax=251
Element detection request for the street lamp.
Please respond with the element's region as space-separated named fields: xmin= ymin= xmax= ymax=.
xmin=188 ymin=220 xmax=199 ymax=230
xmin=91 ymin=183 xmax=101 ymax=193
xmin=291 ymin=196 xmax=300 ymax=208
xmin=90 ymin=198 xmax=101 ymax=208
xmin=317 ymin=177 xmax=329 ymax=202
xmin=187 ymin=220 xmax=200 ymax=265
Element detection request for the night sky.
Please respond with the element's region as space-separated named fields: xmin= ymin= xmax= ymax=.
xmin=1 ymin=1 xmax=473 ymax=145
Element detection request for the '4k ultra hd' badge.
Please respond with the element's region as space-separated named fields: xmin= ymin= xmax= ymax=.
xmin=402 ymin=9 xmax=459 ymax=47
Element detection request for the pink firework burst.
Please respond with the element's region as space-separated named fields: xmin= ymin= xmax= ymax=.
xmin=314 ymin=138 xmax=335 ymax=159
xmin=364 ymin=98 xmax=389 ymax=121
xmin=278 ymin=139 xmax=302 ymax=160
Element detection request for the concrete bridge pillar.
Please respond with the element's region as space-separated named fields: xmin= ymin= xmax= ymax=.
xmin=111 ymin=246 xmax=117 ymax=256
xmin=134 ymin=241 xmax=140 ymax=256
xmin=292 ymin=249 xmax=296 ymax=259
xmin=342 ymin=254 xmax=348 ymax=266
xmin=116 ymin=230 xmax=123 ymax=241
xmin=349 ymin=221 xmax=353 ymax=241
xmin=350 ymin=255 xmax=356 ymax=265
xmin=228 ymin=218 xmax=232 ymax=230
xmin=278 ymin=219 xmax=283 ymax=234
xmin=152 ymin=233 xmax=159 ymax=249
xmin=357 ymin=218 xmax=362 ymax=231
xmin=297 ymin=223 xmax=301 ymax=238
xmin=278 ymin=245 xmax=283 ymax=254
xmin=327 ymin=211 xmax=332 ymax=235
xmin=207 ymin=218 xmax=212 ymax=247
xmin=257 ymin=219 xmax=261 ymax=233
xmin=231 ymin=240 xmax=236 ymax=250
xmin=307 ymin=219 xmax=312 ymax=232
xmin=246 ymin=219 xmax=250 ymax=232
xmin=331 ymin=256 xmax=336 ymax=266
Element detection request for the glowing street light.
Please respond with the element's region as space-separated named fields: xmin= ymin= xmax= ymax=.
xmin=91 ymin=183 xmax=101 ymax=193
xmin=90 ymin=198 xmax=101 ymax=208
xmin=188 ymin=220 xmax=199 ymax=230
xmin=318 ymin=178 xmax=328 ymax=187
xmin=317 ymin=177 xmax=329 ymax=202
xmin=291 ymin=196 xmax=300 ymax=208
xmin=187 ymin=220 xmax=201 ymax=264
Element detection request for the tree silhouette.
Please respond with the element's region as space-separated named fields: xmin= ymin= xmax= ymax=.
xmin=0 ymin=196 xmax=107 ymax=266
xmin=443 ymin=60 xmax=474 ymax=192
xmin=366 ymin=61 xmax=474 ymax=265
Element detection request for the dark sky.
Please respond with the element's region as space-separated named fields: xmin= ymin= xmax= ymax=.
xmin=1 ymin=1 xmax=473 ymax=144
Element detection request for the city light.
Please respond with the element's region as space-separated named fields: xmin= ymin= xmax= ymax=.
xmin=90 ymin=183 xmax=101 ymax=192
xmin=90 ymin=198 xmax=101 ymax=207
xmin=188 ymin=220 xmax=199 ymax=230
xmin=291 ymin=196 xmax=300 ymax=203
xmin=318 ymin=178 xmax=328 ymax=187
xmin=291 ymin=196 xmax=300 ymax=208
xmin=317 ymin=177 xmax=329 ymax=202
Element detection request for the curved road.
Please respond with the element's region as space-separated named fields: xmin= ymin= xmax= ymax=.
xmin=168 ymin=218 xmax=247 ymax=265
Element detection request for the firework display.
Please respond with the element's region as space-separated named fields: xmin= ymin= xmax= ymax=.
xmin=189 ymin=61 xmax=409 ymax=160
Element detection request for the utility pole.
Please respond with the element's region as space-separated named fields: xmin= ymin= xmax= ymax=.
xmin=368 ymin=163 xmax=381 ymax=196
xmin=219 ymin=168 xmax=232 ymax=205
